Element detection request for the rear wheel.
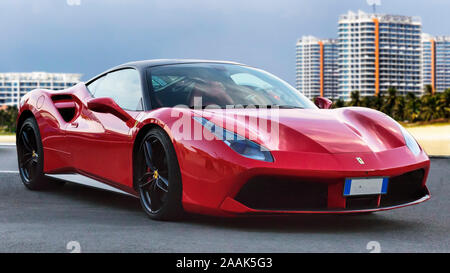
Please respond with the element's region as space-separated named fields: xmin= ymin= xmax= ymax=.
xmin=135 ymin=128 xmax=183 ymax=220
xmin=17 ymin=117 xmax=49 ymax=190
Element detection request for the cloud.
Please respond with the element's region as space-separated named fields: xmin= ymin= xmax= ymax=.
xmin=0 ymin=0 xmax=449 ymax=84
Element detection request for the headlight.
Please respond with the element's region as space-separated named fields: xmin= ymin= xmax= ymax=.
xmin=385 ymin=114 xmax=421 ymax=156
xmin=399 ymin=125 xmax=421 ymax=156
xmin=193 ymin=117 xmax=274 ymax=162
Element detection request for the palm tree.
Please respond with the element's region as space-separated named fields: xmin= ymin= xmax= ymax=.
xmin=436 ymin=89 xmax=450 ymax=119
xmin=392 ymin=96 xmax=405 ymax=121
xmin=361 ymin=95 xmax=375 ymax=108
xmin=373 ymin=93 xmax=385 ymax=111
xmin=322 ymin=86 xmax=449 ymax=123
xmin=424 ymin=84 xmax=433 ymax=96
xmin=333 ymin=98 xmax=345 ymax=108
xmin=404 ymin=92 xmax=421 ymax=122
xmin=349 ymin=90 xmax=361 ymax=106
xmin=420 ymin=90 xmax=439 ymax=121
xmin=0 ymin=109 xmax=5 ymax=132
xmin=381 ymin=87 xmax=397 ymax=116
xmin=0 ymin=106 xmax=18 ymax=133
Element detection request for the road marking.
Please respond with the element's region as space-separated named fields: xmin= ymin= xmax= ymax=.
xmin=0 ymin=170 xmax=19 ymax=173
xmin=0 ymin=143 xmax=16 ymax=146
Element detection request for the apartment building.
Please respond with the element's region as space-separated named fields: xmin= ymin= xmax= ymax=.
xmin=0 ymin=72 xmax=81 ymax=107
xmin=422 ymin=33 xmax=450 ymax=93
xmin=296 ymin=36 xmax=339 ymax=99
xmin=338 ymin=10 xmax=422 ymax=100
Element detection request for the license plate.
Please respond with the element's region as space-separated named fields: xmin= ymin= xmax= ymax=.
xmin=343 ymin=177 xmax=388 ymax=196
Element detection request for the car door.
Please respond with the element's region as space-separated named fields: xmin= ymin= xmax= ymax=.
xmin=65 ymin=68 xmax=144 ymax=188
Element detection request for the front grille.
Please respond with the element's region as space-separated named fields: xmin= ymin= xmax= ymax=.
xmin=234 ymin=176 xmax=328 ymax=211
xmin=380 ymin=169 xmax=426 ymax=207
xmin=234 ymin=169 xmax=427 ymax=212
xmin=344 ymin=169 xmax=427 ymax=210
xmin=346 ymin=195 xmax=379 ymax=210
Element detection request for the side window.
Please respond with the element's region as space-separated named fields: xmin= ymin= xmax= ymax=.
xmin=86 ymin=75 xmax=106 ymax=95
xmin=91 ymin=69 xmax=143 ymax=111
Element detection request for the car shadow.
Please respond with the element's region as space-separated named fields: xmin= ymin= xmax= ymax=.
xmin=43 ymin=180 xmax=142 ymax=213
xmin=181 ymin=212 xmax=422 ymax=234
xmin=43 ymin=180 xmax=425 ymax=234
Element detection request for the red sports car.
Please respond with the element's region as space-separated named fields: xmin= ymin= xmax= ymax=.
xmin=16 ymin=60 xmax=430 ymax=220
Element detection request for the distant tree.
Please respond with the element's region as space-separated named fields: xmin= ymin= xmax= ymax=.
xmin=333 ymin=98 xmax=345 ymax=108
xmin=0 ymin=109 xmax=5 ymax=131
xmin=373 ymin=93 xmax=385 ymax=111
xmin=348 ymin=91 xmax=361 ymax=106
xmin=8 ymin=106 xmax=18 ymax=132
xmin=381 ymin=87 xmax=398 ymax=116
xmin=361 ymin=95 xmax=375 ymax=108
xmin=0 ymin=106 xmax=18 ymax=133
xmin=420 ymin=90 xmax=439 ymax=121
xmin=392 ymin=95 xmax=406 ymax=121
xmin=424 ymin=84 xmax=433 ymax=95
xmin=404 ymin=92 xmax=421 ymax=122
xmin=436 ymin=89 xmax=450 ymax=119
xmin=327 ymin=86 xmax=448 ymax=123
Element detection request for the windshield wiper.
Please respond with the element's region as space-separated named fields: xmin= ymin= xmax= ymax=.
xmin=188 ymin=104 xmax=304 ymax=109
xmin=275 ymin=105 xmax=304 ymax=109
xmin=235 ymin=104 xmax=304 ymax=109
xmin=188 ymin=105 xmax=222 ymax=109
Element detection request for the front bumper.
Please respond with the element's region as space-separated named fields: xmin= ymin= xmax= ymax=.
xmin=179 ymin=144 xmax=431 ymax=216
xmin=220 ymin=182 xmax=431 ymax=215
xmin=220 ymin=193 xmax=431 ymax=215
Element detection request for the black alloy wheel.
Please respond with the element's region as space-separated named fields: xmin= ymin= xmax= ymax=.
xmin=136 ymin=128 xmax=183 ymax=220
xmin=17 ymin=117 xmax=50 ymax=190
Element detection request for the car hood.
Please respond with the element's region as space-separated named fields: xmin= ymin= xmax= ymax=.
xmin=197 ymin=107 xmax=406 ymax=154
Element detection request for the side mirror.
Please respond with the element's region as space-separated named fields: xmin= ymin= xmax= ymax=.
xmin=87 ymin=97 xmax=133 ymax=123
xmin=314 ymin=97 xmax=333 ymax=109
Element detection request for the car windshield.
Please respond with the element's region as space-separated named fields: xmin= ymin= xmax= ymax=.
xmin=147 ymin=63 xmax=317 ymax=109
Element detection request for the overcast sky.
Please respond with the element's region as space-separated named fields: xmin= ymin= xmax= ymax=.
xmin=1 ymin=0 xmax=449 ymax=85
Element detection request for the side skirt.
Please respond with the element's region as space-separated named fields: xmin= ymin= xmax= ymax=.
xmin=45 ymin=173 xmax=136 ymax=197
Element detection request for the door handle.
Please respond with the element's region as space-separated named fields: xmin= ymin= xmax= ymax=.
xmin=70 ymin=122 xmax=79 ymax=128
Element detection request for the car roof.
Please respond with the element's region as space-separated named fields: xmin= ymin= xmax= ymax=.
xmin=86 ymin=59 xmax=245 ymax=85
xmin=113 ymin=59 xmax=243 ymax=70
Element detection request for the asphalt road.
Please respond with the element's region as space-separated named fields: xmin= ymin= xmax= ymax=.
xmin=0 ymin=145 xmax=449 ymax=253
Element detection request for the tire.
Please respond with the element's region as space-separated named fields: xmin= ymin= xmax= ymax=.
xmin=17 ymin=117 xmax=50 ymax=190
xmin=135 ymin=128 xmax=183 ymax=220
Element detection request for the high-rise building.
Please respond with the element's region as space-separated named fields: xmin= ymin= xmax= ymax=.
xmin=0 ymin=72 xmax=81 ymax=107
xmin=338 ymin=10 xmax=422 ymax=99
xmin=422 ymin=34 xmax=450 ymax=93
xmin=296 ymin=36 xmax=339 ymax=99
xmin=422 ymin=33 xmax=434 ymax=92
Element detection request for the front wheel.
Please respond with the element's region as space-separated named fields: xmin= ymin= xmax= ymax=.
xmin=135 ymin=128 xmax=183 ymax=220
